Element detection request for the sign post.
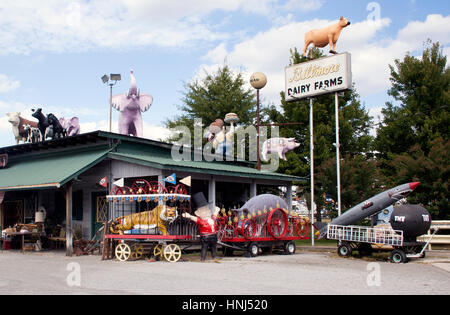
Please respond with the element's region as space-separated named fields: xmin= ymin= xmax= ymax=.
xmin=335 ymin=92 xmax=342 ymax=217
xmin=285 ymin=53 xmax=352 ymax=246
xmin=309 ymin=97 xmax=314 ymax=246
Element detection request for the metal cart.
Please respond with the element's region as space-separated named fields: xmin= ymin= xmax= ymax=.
xmin=217 ymin=207 xmax=310 ymax=257
xmin=103 ymin=180 xmax=197 ymax=263
xmin=326 ymin=224 xmax=439 ymax=263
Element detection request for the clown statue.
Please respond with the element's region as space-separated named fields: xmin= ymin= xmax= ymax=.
xmin=182 ymin=192 xmax=220 ymax=261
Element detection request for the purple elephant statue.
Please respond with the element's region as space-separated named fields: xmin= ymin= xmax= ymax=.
xmin=112 ymin=69 xmax=153 ymax=137
xmin=59 ymin=117 xmax=80 ymax=137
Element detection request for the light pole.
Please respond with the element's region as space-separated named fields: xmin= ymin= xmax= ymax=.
xmin=101 ymin=73 xmax=121 ymax=133
xmin=250 ymin=72 xmax=267 ymax=171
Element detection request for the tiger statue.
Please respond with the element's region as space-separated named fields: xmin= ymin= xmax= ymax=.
xmin=109 ymin=205 xmax=178 ymax=235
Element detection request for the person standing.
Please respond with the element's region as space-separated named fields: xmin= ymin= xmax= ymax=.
xmin=182 ymin=192 xmax=220 ymax=261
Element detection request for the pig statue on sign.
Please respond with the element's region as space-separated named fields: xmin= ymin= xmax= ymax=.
xmin=261 ymin=138 xmax=300 ymax=161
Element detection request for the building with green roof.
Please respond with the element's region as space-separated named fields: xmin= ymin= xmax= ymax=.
xmin=0 ymin=131 xmax=304 ymax=255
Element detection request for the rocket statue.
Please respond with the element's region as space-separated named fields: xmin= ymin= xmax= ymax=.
xmin=314 ymin=182 xmax=420 ymax=238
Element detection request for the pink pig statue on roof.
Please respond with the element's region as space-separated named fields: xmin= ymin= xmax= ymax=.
xmin=261 ymin=138 xmax=300 ymax=161
xmin=111 ymin=69 xmax=153 ymax=137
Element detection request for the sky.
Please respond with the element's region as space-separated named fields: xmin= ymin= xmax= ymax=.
xmin=0 ymin=0 xmax=449 ymax=147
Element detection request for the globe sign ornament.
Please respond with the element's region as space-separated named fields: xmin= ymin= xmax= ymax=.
xmin=250 ymin=72 xmax=267 ymax=90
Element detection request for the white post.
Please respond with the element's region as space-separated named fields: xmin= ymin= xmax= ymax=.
xmin=65 ymin=181 xmax=73 ymax=257
xmin=310 ymin=98 xmax=315 ymax=247
xmin=335 ymin=92 xmax=342 ymax=217
xmin=287 ymin=185 xmax=293 ymax=212
xmin=250 ymin=180 xmax=257 ymax=198
xmin=208 ymin=176 xmax=216 ymax=206
xmin=158 ymin=174 xmax=164 ymax=206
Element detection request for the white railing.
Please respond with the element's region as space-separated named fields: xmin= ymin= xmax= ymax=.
xmin=327 ymin=225 xmax=403 ymax=246
xmin=418 ymin=221 xmax=450 ymax=250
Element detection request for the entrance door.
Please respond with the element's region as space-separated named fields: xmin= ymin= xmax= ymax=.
xmin=91 ymin=192 xmax=107 ymax=238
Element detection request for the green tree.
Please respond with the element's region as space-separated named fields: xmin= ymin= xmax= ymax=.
xmin=317 ymin=155 xmax=383 ymax=219
xmin=376 ymin=41 xmax=450 ymax=156
xmin=268 ymin=48 xmax=376 ymax=220
xmin=165 ymin=65 xmax=256 ymax=146
xmin=375 ymin=41 xmax=449 ymax=219
xmin=391 ymin=137 xmax=449 ymax=219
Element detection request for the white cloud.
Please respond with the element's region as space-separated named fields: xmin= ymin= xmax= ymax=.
xmin=0 ymin=0 xmax=324 ymax=55
xmin=397 ymin=14 xmax=450 ymax=45
xmin=80 ymin=119 xmax=172 ymax=142
xmin=282 ymin=0 xmax=324 ymax=12
xmin=0 ymin=0 xmax=223 ymax=54
xmin=199 ymin=14 xmax=450 ymax=108
xmin=0 ymin=113 xmax=172 ymax=148
xmin=0 ymin=74 xmax=20 ymax=93
xmin=201 ymin=43 xmax=229 ymax=64
xmin=0 ymin=101 xmax=34 ymax=118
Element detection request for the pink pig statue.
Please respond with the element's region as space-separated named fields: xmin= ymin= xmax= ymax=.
xmin=261 ymin=138 xmax=300 ymax=161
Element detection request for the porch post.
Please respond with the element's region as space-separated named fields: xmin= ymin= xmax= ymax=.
xmin=158 ymin=174 xmax=164 ymax=206
xmin=287 ymin=184 xmax=293 ymax=212
xmin=250 ymin=180 xmax=257 ymax=198
xmin=0 ymin=204 xmax=3 ymax=232
xmin=65 ymin=181 xmax=73 ymax=257
xmin=208 ymin=176 xmax=216 ymax=206
xmin=0 ymin=191 xmax=4 ymax=231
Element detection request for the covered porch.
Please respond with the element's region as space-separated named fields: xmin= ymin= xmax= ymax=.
xmin=0 ymin=131 xmax=304 ymax=256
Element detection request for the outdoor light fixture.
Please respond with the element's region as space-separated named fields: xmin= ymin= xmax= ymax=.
xmin=101 ymin=74 xmax=109 ymax=84
xmin=101 ymin=72 xmax=122 ymax=132
xmin=250 ymin=72 xmax=267 ymax=171
xmin=110 ymin=74 xmax=121 ymax=81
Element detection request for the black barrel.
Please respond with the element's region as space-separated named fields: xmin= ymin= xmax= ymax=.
xmin=390 ymin=205 xmax=431 ymax=241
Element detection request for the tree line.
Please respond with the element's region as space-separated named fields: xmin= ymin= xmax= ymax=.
xmin=165 ymin=40 xmax=449 ymax=220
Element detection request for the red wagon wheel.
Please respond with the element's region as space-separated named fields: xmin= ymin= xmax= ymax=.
xmin=241 ymin=219 xmax=257 ymax=239
xmin=219 ymin=224 xmax=236 ymax=240
xmin=175 ymin=184 xmax=188 ymax=195
xmin=295 ymin=218 xmax=309 ymax=238
xmin=166 ymin=185 xmax=176 ymax=194
xmin=122 ymin=186 xmax=135 ymax=195
xmin=110 ymin=186 xmax=124 ymax=195
xmin=132 ymin=179 xmax=151 ymax=194
xmin=287 ymin=218 xmax=295 ymax=236
xmin=216 ymin=216 xmax=228 ymax=228
xmin=267 ymin=208 xmax=288 ymax=238
xmin=148 ymin=181 xmax=168 ymax=194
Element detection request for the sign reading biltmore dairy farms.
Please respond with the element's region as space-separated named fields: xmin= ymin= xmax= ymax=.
xmin=285 ymin=52 xmax=352 ymax=101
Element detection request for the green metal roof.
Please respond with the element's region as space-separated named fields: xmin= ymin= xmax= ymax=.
xmin=0 ymin=147 xmax=110 ymax=191
xmin=109 ymin=148 xmax=303 ymax=183
xmin=0 ymin=131 xmax=305 ymax=191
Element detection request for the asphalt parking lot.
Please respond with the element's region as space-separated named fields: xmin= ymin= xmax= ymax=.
xmin=0 ymin=249 xmax=449 ymax=295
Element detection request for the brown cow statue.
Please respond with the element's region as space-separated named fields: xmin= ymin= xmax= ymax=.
xmin=303 ymin=16 xmax=351 ymax=57
xmin=6 ymin=112 xmax=39 ymax=144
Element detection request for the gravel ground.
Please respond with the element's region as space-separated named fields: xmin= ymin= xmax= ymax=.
xmin=0 ymin=249 xmax=449 ymax=295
